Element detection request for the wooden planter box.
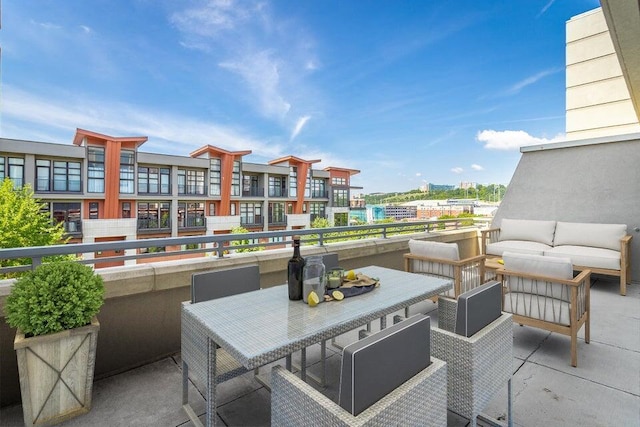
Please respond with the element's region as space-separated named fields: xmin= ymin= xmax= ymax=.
xmin=14 ymin=317 xmax=100 ymax=427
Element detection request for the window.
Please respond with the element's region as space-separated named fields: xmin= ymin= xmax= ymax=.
xmin=209 ymin=158 xmax=221 ymax=196
xmin=268 ymin=176 xmax=287 ymax=197
xmin=178 ymin=169 xmax=206 ymax=195
xmin=120 ymin=150 xmax=135 ymax=194
xmin=178 ymin=202 xmax=205 ymax=228
xmin=231 ymin=161 xmax=241 ymax=196
xmin=243 ymin=175 xmax=261 ymax=196
xmin=240 ymin=202 xmax=262 ymax=226
xmin=1 ymin=157 xmax=25 ymax=188
xmin=209 ymin=203 xmax=215 ymax=216
xmin=88 ymin=147 xmax=105 ymax=193
xmin=52 ymin=161 xmax=81 ymax=192
xmin=332 ymin=177 xmax=347 ymax=186
xmin=312 ymin=179 xmax=326 ymax=198
xmin=333 ymin=189 xmax=348 ymax=207
xmin=137 ymin=202 xmax=170 ymax=230
xmin=269 ymin=202 xmax=285 ymax=224
xmin=52 ymin=202 xmax=81 ymax=233
xmin=138 ymin=166 xmax=170 ymax=194
xmin=122 ymin=202 xmax=131 ymax=218
xmin=230 ymin=203 xmax=236 ymax=216
xmin=36 ymin=160 xmax=51 ymax=191
xmin=305 ymin=170 xmax=311 ymax=197
xmin=289 ymin=166 xmax=297 ymax=197
xmin=310 ymin=202 xmax=326 ymax=218
xmin=89 ymin=202 xmax=99 ymax=219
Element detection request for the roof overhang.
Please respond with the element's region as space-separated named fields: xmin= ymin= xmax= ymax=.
xmin=600 ymin=0 xmax=640 ymax=122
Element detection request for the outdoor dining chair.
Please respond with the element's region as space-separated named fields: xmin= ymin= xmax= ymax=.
xmin=181 ymin=265 xmax=261 ymax=421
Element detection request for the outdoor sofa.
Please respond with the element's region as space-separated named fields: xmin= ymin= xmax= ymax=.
xmin=481 ymin=219 xmax=631 ymax=295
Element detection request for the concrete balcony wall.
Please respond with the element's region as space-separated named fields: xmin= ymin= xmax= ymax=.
xmin=494 ymin=135 xmax=640 ymax=282
xmin=0 ymin=228 xmax=479 ymax=407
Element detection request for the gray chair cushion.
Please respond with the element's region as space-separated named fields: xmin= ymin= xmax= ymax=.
xmin=454 ymin=281 xmax=502 ymax=337
xmin=339 ymin=314 xmax=431 ymax=416
xmin=191 ymin=265 xmax=260 ymax=303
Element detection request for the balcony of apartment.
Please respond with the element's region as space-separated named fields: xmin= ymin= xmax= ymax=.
xmin=61 ymin=219 xmax=83 ymax=235
xmin=240 ymin=215 xmax=264 ymax=228
xmin=311 ymin=190 xmax=329 ymax=199
xmin=34 ymin=178 xmax=83 ymax=193
xmin=242 ymin=187 xmax=265 ymax=197
xmin=137 ymin=217 xmax=171 ymax=233
xmin=177 ymin=184 xmax=208 ymax=197
xmin=267 ymin=215 xmax=287 ymax=227
xmin=0 ymin=220 xmax=637 ymax=426
xmin=178 ymin=216 xmax=206 ymax=230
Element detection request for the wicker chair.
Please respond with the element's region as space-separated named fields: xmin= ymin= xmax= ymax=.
xmin=181 ymin=265 xmax=261 ymax=421
xmin=272 ymin=359 xmax=447 ymax=426
xmin=404 ymin=239 xmax=486 ymax=302
xmin=432 ymin=297 xmax=513 ymax=427
xmin=499 ymin=252 xmax=591 ymax=367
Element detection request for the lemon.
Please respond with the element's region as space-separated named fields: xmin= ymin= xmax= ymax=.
xmin=346 ymin=270 xmax=357 ymax=280
xmin=331 ymin=290 xmax=345 ymax=301
xmin=308 ymin=291 xmax=320 ymax=307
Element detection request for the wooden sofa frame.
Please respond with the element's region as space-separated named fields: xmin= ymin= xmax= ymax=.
xmin=482 ymin=227 xmax=632 ymax=295
xmin=404 ymin=253 xmax=486 ymax=299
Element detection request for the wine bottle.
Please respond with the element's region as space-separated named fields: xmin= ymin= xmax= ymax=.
xmin=288 ymin=235 xmax=305 ymax=300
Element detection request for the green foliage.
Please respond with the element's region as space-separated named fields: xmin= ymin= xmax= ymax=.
xmin=0 ymin=179 xmax=70 ymax=275
xmin=5 ymin=261 xmax=105 ymax=337
xmin=311 ymin=217 xmax=330 ymax=229
xmin=231 ymin=226 xmax=264 ymax=252
xmin=363 ymin=184 xmax=507 ymax=205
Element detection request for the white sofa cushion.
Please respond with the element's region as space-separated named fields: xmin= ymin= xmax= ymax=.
xmin=553 ymin=222 xmax=626 ymax=251
xmin=503 ymin=252 xmax=573 ymax=302
xmin=544 ymin=246 xmax=621 ymax=270
xmin=486 ymin=240 xmax=551 ymax=257
xmin=408 ymin=239 xmax=459 ymax=278
xmin=409 ymin=239 xmax=460 ymax=260
xmin=499 ymin=218 xmax=556 ymax=246
xmin=503 ymin=252 xmax=573 ymax=280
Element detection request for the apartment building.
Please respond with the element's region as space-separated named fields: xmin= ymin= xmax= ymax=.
xmin=0 ymin=128 xmax=360 ymax=265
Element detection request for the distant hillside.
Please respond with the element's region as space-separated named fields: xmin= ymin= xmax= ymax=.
xmin=363 ymin=184 xmax=507 ymax=205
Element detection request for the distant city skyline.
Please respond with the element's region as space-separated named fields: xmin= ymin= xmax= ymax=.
xmin=1 ymin=0 xmax=599 ymax=193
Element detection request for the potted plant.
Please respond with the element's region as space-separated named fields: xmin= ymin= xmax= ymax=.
xmin=5 ymin=261 xmax=104 ymax=427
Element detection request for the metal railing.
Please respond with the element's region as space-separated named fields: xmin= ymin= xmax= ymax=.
xmin=0 ymin=218 xmax=490 ymax=275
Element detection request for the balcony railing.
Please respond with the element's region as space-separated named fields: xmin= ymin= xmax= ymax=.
xmin=0 ymin=218 xmax=490 ymax=274
xmin=240 ymin=216 xmax=264 ymax=227
xmin=62 ymin=220 xmax=82 ymax=234
xmin=311 ymin=190 xmax=329 ymax=199
xmin=268 ymin=215 xmax=287 ymax=226
xmin=179 ymin=217 xmax=206 ymax=229
xmin=35 ymin=178 xmax=83 ymax=193
xmin=137 ymin=218 xmax=171 ymax=232
xmin=268 ymin=189 xmax=288 ymax=198
xmin=178 ymin=185 xmax=207 ymax=196
xmin=242 ymin=188 xmax=265 ymax=197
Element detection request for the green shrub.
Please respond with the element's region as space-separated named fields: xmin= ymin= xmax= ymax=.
xmin=5 ymin=261 xmax=105 ymax=337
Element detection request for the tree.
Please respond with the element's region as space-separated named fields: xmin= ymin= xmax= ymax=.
xmin=0 ymin=179 xmax=69 ymax=275
xmin=230 ymin=226 xmax=264 ymax=252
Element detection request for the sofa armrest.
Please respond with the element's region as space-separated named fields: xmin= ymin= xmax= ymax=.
xmin=404 ymin=254 xmax=486 ymax=297
xmin=499 ymin=268 xmax=591 ymax=322
xmin=481 ymin=228 xmax=501 ymax=255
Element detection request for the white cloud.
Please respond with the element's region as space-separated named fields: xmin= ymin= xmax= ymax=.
xmin=80 ymin=25 xmax=92 ymax=34
xmin=477 ymin=129 xmax=565 ymax=151
xmin=471 ymin=164 xmax=484 ymax=171
xmin=1 ymin=85 xmax=285 ymax=158
xmin=415 ymin=172 xmax=422 ymax=177
xmin=219 ymin=50 xmax=291 ymax=119
xmin=506 ymin=68 xmax=562 ymax=95
xmin=538 ymin=0 xmax=556 ymax=17
xmin=290 ymin=115 xmax=311 ymax=141
xmin=451 ymin=167 xmax=464 ymax=174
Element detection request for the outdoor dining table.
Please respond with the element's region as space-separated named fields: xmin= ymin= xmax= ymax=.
xmin=181 ymin=265 xmax=452 ymax=427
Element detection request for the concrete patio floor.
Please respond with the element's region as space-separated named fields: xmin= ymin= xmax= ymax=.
xmin=1 ymin=277 xmax=638 ymax=427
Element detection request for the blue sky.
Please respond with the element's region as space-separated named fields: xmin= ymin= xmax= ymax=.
xmin=1 ymin=0 xmax=600 ymax=193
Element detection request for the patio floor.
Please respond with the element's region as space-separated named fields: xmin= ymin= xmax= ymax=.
xmin=1 ymin=277 xmax=638 ymax=427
